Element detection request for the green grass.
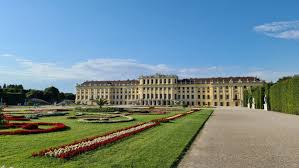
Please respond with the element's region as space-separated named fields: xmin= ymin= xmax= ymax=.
xmin=0 ymin=109 xmax=213 ymax=168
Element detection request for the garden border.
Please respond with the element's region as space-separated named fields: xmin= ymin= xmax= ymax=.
xmin=33 ymin=110 xmax=198 ymax=159
xmin=0 ymin=122 xmax=68 ymax=135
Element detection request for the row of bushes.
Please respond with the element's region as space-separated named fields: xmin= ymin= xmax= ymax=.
xmin=0 ymin=85 xmax=75 ymax=105
xmin=244 ymin=76 xmax=299 ymax=114
xmin=244 ymin=83 xmax=272 ymax=109
xmin=270 ymin=76 xmax=299 ymax=115
xmin=0 ymin=93 xmax=26 ymax=105
xmin=74 ymin=107 xmax=126 ymax=113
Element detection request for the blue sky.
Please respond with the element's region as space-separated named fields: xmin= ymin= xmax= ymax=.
xmin=0 ymin=0 xmax=299 ymax=92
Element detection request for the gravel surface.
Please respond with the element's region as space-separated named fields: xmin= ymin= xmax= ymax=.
xmin=178 ymin=107 xmax=299 ymax=168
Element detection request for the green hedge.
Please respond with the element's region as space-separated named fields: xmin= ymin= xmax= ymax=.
xmin=264 ymin=83 xmax=271 ymax=109
xmin=243 ymin=89 xmax=252 ymax=107
xmin=270 ymin=76 xmax=299 ymax=114
xmin=3 ymin=93 xmax=26 ymax=105
xmin=252 ymin=86 xmax=264 ymax=109
xmin=243 ymin=83 xmax=272 ymax=109
xmin=243 ymin=86 xmax=264 ymax=109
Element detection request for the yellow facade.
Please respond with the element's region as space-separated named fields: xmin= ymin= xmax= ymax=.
xmin=75 ymin=74 xmax=264 ymax=107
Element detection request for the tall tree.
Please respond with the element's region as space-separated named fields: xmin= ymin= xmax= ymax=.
xmin=44 ymin=86 xmax=60 ymax=103
xmin=26 ymin=90 xmax=44 ymax=100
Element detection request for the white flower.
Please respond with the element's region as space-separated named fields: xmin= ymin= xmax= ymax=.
xmin=45 ymin=122 xmax=157 ymax=157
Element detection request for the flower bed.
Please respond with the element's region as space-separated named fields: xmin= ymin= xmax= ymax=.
xmin=32 ymin=121 xmax=159 ymax=159
xmin=128 ymin=109 xmax=168 ymax=115
xmin=0 ymin=122 xmax=68 ymax=135
xmin=151 ymin=110 xmax=196 ymax=123
xmin=4 ymin=115 xmax=30 ymax=121
xmin=78 ymin=115 xmax=134 ymax=123
xmin=75 ymin=107 xmax=125 ymax=113
xmin=21 ymin=123 xmax=39 ymax=130
xmin=151 ymin=110 xmax=167 ymax=114
xmin=67 ymin=113 xmax=134 ymax=123
xmin=32 ymin=110 xmax=199 ymax=159
xmin=25 ymin=112 xmax=68 ymax=119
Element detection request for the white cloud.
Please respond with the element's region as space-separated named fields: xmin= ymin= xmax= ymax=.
xmin=0 ymin=54 xmax=15 ymax=57
xmin=3 ymin=57 xmax=223 ymax=81
xmin=254 ymin=20 xmax=299 ymax=40
xmin=1 ymin=55 xmax=297 ymax=91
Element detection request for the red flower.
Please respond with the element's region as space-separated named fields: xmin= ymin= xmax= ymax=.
xmin=0 ymin=122 xmax=68 ymax=135
xmin=32 ymin=110 xmax=198 ymax=159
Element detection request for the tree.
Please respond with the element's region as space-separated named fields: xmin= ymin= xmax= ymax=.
xmin=58 ymin=92 xmax=66 ymax=102
xmin=95 ymin=98 xmax=108 ymax=108
xmin=0 ymin=84 xmax=70 ymax=105
xmin=277 ymin=76 xmax=292 ymax=83
xmin=6 ymin=84 xmax=23 ymax=90
xmin=64 ymin=93 xmax=76 ymax=100
xmin=44 ymin=86 xmax=60 ymax=103
xmin=26 ymin=89 xmax=44 ymax=100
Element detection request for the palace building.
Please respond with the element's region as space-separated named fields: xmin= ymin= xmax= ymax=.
xmin=75 ymin=74 xmax=264 ymax=107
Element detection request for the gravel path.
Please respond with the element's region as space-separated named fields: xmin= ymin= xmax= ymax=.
xmin=178 ymin=107 xmax=299 ymax=168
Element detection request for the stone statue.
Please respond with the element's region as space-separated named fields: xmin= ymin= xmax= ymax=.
xmin=252 ymin=97 xmax=255 ymax=109
xmin=247 ymin=97 xmax=251 ymax=108
xmin=264 ymin=95 xmax=268 ymax=111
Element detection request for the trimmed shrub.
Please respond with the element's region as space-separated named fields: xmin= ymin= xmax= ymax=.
xmin=243 ymin=89 xmax=250 ymax=107
xmin=243 ymin=83 xmax=273 ymax=109
xmin=252 ymin=86 xmax=264 ymax=109
xmin=270 ymin=76 xmax=299 ymax=114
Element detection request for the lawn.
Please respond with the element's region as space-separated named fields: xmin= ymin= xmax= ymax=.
xmin=0 ymin=109 xmax=213 ymax=168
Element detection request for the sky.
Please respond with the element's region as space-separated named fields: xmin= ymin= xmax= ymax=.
xmin=0 ymin=0 xmax=299 ymax=93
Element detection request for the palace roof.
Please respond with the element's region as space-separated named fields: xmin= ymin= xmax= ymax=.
xmin=177 ymin=77 xmax=262 ymax=84
xmin=77 ymin=76 xmax=263 ymax=87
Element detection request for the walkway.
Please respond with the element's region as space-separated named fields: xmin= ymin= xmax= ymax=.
xmin=178 ymin=107 xmax=299 ymax=168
